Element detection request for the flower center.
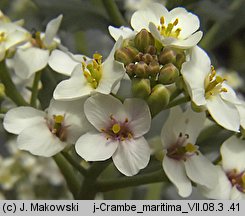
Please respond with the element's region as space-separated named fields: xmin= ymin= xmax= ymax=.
xmin=101 ymin=115 xmax=133 ymax=141
xmin=157 ymin=17 xmax=181 ymax=38
xmin=205 ymin=66 xmax=227 ymax=98
xmin=166 ymin=132 xmax=198 ymax=161
xmin=0 ymin=32 xmax=6 ymax=43
xmin=31 ymin=30 xmax=44 ymax=49
xmin=82 ymin=53 xmax=102 ymax=89
xmin=47 ymin=114 xmax=68 ymax=141
xmin=227 ymin=169 xmax=245 ymax=193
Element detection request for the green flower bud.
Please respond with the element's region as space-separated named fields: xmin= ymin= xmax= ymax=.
xmin=148 ymin=61 xmax=160 ymax=76
xmin=122 ymin=38 xmax=135 ymax=47
xmin=0 ymin=83 xmax=5 ymax=99
xmin=134 ymin=29 xmax=155 ymax=53
xmin=114 ymin=46 xmax=139 ymax=65
xmin=134 ymin=61 xmax=149 ymax=78
xmin=134 ymin=52 xmax=143 ymax=62
xmin=142 ymin=53 xmax=153 ymax=64
xmin=158 ymin=63 xmax=179 ymax=85
xmin=131 ymin=78 xmax=151 ymax=99
xmin=147 ymin=84 xmax=170 ymax=116
xmin=175 ymin=52 xmax=186 ymax=69
xmin=126 ymin=63 xmax=135 ymax=77
xmin=158 ymin=47 xmax=176 ymax=65
xmin=146 ymin=45 xmax=157 ymax=55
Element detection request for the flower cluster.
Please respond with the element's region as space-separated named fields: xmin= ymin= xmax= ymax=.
xmin=0 ymin=3 xmax=245 ymax=200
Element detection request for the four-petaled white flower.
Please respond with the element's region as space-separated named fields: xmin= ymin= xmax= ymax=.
xmin=13 ymin=15 xmax=63 ymax=79
xmin=131 ymin=3 xmax=202 ymax=48
xmin=53 ymin=38 xmax=125 ymax=101
xmin=3 ymin=98 xmax=89 ymax=157
xmin=181 ymin=46 xmax=240 ymax=132
xmin=199 ymin=136 xmax=245 ymax=200
xmin=161 ymin=106 xmax=217 ymax=197
xmin=0 ymin=20 xmax=29 ymax=61
xmin=75 ymin=94 xmax=151 ymax=176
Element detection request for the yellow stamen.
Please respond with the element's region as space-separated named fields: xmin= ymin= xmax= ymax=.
xmin=112 ymin=123 xmax=121 ymax=134
xmin=54 ymin=115 xmax=64 ymax=124
xmin=158 ymin=17 xmax=181 ymax=38
xmin=185 ymin=143 xmax=197 ymax=153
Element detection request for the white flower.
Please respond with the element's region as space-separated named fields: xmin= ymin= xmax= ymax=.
xmin=0 ymin=21 xmax=29 ymax=61
xmin=75 ymin=94 xmax=151 ymax=176
xmin=108 ymin=26 xmax=135 ymax=41
xmin=161 ymin=106 xmax=218 ymax=197
xmin=13 ymin=15 xmax=62 ymax=79
xmin=199 ymin=136 xmax=245 ymax=200
xmin=131 ymin=3 xmax=202 ymax=48
xmin=181 ymin=46 xmax=240 ymax=132
xmin=53 ymin=38 xmax=125 ymax=101
xmin=3 ymin=98 xmax=89 ymax=157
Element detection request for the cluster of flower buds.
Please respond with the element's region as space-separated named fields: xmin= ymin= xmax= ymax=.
xmin=114 ymin=29 xmax=186 ymax=115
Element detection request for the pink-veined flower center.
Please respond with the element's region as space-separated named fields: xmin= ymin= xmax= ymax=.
xmin=166 ymin=132 xmax=198 ymax=161
xmin=157 ymin=16 xmax=181 ymax=38
xmin=101 ymin=115 xmax=133 ymax=141
xmin=227 ymin=169 xmax=245 ymax=193
xmin=46 ymin=114 xmax=68 ymax=141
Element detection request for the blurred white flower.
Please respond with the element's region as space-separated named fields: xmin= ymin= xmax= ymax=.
xmin=13 ymin=15 xmax=62 ymax=79
xmin=217 ymin=67 xmax=243 ymax=90
xmin=0 ymin=18 xmax=29 ymax=61
xmin=199 ymin=136 xmax=245 ymax=200
xmin=161 ymin=106 xmax=218 ymax=197
xmin=181 ymin=46 xmax=240 ymax=132
xmin=53 ymin=38 xmax=125 ymax=101
xmin=3 ymin=98 xmax=89 ymax=157
xmin=75 ymin=94 xmax=151 ymax=176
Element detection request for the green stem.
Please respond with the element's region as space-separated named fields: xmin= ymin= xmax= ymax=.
xmin=30 ymin=71 xmax=41 ymax=108
xmin=0 ymin=61 xmax=29 ymax=106
xmin=78 ymin=160 xmax=111 ymax=199
xmin=96 ymin=170 xmax=167 ymax=192
xmin=61 ymin=151 xmax=88 ymax=176
xmin=53 ymin=153 xmax=81 ymax=199
xmin=165 ymin=96 xmax=190 ymax=109
xmin=102 ymin=0 xmax=127 ymax=26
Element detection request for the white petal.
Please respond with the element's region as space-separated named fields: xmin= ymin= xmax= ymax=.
xmin=17 ymin=123 xmax=67 ymax=157
xmin=53 ymin=65 xmax=93 ymax=101
xmin=5 ymin=30 xmax=29 ymax=50
xmin=184 ymin=153 xmax=218 ymax=189
xmin=175 ymin=106 xmax=206 ymax=144
xmin=75 ymin=132 xmax=118 ymax=161
xmin=198 ymin=165 xmax=232 ymax=199
xmin=108 ymin=26 xmax=135 ymax=41
xmin=163 ymin=156 xmax=192 ymax=197
xmin=207 ymin=95 xmax=240 ymax=132
xmin=48 ymin=49 xmax=81 ymax=76
xmin=221 ymin=135 xmax=245 ymax=173
xmin=220 ymin=83 xmax=241 ymax=104
xmin=96 ymin=60 xmax=125 ymax=94
xmin=237 ymin=103 xmax=245 ymax=129
xmin=84 ymin=94 xmax=124 ymax=131
xmin=131 ymin=3 xmax=169 ymax=31
xmin=161 ymin=106 xmax=183 ymax=149
xmin=169 ymin=7 xmax=200 ymax=39
xmin=44 ymin=15 xmax=63 ymax=46
xmin=14 ymin=47 xmax=49 ymax=78
xmin=3 ymin=107 xmax=45 ymax=134
xmin=123 ymin=98 xmax=151 ymax=137
xmin=230 ymin=187 xmax=245 ymax=200
xmin=112 ymin=137 xmax=150 ymax=176
xmin=169 ymin=31 xmax=203 ymax=48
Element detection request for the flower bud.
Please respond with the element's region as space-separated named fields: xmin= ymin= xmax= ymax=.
xmin=134 ymin=61 xmax=149 ymax=78
xmin=148 ymin=61 xmax=160 ymax=76
xmin=142 ymin=53 xmax=153 ymax=64
xmin=158 ymin=63 xmax=179 ymax=85
xmin=114 ymin=46 xmax=139 ymax=65
xmin=175 ymin=52 xmax=186 ymax=69
xmin=131 ymin=78 xmax=151 ymax=99
xmin=134 ymin=29 xmax=155 ymax=53
xmin=147 ymin=84 xmax=170 ymax=116
xmin=159 ymin=47 xmax=176 ymax=65
xmin=126 ymin=63 xmax=135 ymax=77
xmin=146 ymin=45 xmax=157 ymax=55
xmin=122 ymin=38 xmax=135 ymax=47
